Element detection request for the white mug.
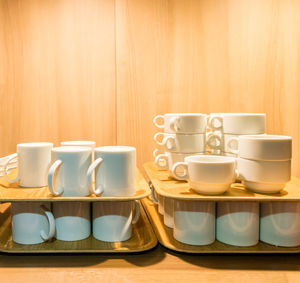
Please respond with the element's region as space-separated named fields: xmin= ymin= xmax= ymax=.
xmin=153 ymin=113 xmax=207 ymax=134
xmin=260 ymin=202 xmax=300 ymax=247
xmin=154 ymin=132 xmax=206 ymax=153
xmin=237 ymin=158 xmax=291 ymax=193
xmin=11 ymin=202 xmax=55 ymax=245
xmin=172 ymin=155 xmax=237 ymax=195
xmin=4 ymin=142 xmax=53 ymax=187
xmin=87 ymin=146 xmax=136 ymax=197
xmin=216 ymin=202 xmax=259 ymax=246
xmin=173 ymin=200 xmax=215 ymax=245
xmin=229 ymin=135 xmax=292 ymax=161
xmin=208 ymin=113 xmax=266 ymax=135
xmin=93 ymin=201 xmax=140 ymax=242
xmin=48 ymin=146 xmax=92 ymax=197
xmin=163 ymin=197 xmax=174 ymax=228
xmin=53 ymin=202 xmax=91 ymax=241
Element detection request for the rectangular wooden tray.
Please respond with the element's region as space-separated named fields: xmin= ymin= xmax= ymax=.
xmin=141 ymin=197 xmax=300 ymax=253
xmin=144 ymin=162 xmax=300 ymax=201
xmin=0 ymin=202 xmax=157 ymax=253
xmin=0 ymin=169 xmax=150 ymax=202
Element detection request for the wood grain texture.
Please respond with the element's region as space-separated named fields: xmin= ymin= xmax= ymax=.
xmin=0 ymin=0 xmax=116 ymax=154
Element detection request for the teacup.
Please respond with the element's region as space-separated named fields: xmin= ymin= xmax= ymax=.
xmin=153 ymin=113 xmax=207 ymax=134
xmin=171 ymin=155 xmax=237 ymax=195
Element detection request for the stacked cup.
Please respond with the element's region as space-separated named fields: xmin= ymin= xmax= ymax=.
xmin=207 ymin=113 xmax=266 ymax=157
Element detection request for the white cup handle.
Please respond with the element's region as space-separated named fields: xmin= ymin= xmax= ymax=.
xmin=171 ymin=162 xmax=189 ymax=180
xmin=155 ymin=153 xmax=168 ymax=169
xmin=209 ymin=116 xmax=223 ymax=131
xmin=48 ymin=160 xmax=64 ymax=196
xmin=163 ymin=136 xmax=176 ymax=151
xmin=153 ymin=115 xmax=165 ymax=129
xmin=3 ymin=153 xmax=19 ymax=183
xmin=169 ymin=116 xmax=179 ymax=132
xmin=40 ymin=204 xmax=56 ymax=241
xmin=154 ymin=132 xmax=166 ymax=146
xmin=227 ymin=137 xmax=239 ymax=155
xmin=153 ymin=149 xmax=161 ymax=158
xmin=207 ymin=133 xmax=222 ymax=150
xmin=87 ymin=157 xmax=104 ymax=196
xmin=132 ymin=200 xmax=141 ymax=224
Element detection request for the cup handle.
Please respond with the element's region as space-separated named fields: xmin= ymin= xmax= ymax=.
xmin=153 ymin=149 xmax=160 ymax=158
xmin=132 ymin=200 xmax=141 ymax=224
xmin=227 ymin=137 xmax=239 ymax=155
xmin=155 ymin=153 xmax=168 ymax=169
xmin=171 ymin=162 xmax=189 ymax=180
xmin=206 ymin=133 xmax=222 ymax=150
xmin=153 ymin=132 xmax=166 ymax=146
xmin=3 ymin=153 xmax=19 ymax=183
xmin=40 ymin=204 xmax=55 ymax=241
xmin=153 ymin=115 xmax=165 ymax=129
xmin=208 ymin=116 xmax=223 ymax=131
xmin=48 ymin=160 xmax=64 ymax=196
xmin=87 ymin=157 xmax=104 ymax=196
xmin=169 ymin=116 xmax=179 ymax=132
xmin=163 ymin=136 xmax=176 ymax=151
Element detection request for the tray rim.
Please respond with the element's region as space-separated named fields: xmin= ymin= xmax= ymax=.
xmin=144 ymin=162 xmax=300 ymax=202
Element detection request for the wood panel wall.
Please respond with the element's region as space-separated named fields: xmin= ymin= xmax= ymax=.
xmin=1 ymin=0 xmax=300 ymax=176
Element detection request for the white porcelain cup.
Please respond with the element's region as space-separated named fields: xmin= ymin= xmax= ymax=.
xmin=163 ymin=197 xmax=174 ymax=228
xmin=53 ymin=202 xmax=91 ymax=241
xmin=11 ymin=202 xmax=55 ymax=245
xmin=208 ymin=113 xmax=266 ymax=134
xmin=173 ymin=200 xmax=215 ymax=245
xmin=260 ymin=202 xmax=300 ymax=247
xmin=93 ymin=200 xmax=140 ymax=242
xmin=153 ymin=113 xmax=207 ymax=134
xmin=229 ymin=135 xmax=292 ymax=161
xmin=216 ymin=202 xmax=259 ymax=246
xmin=4 ymin=142 xmax=53 ymax=187
xmin=172 ymin=155 xmax=237 ymax=195
xmin=48 ymin=146 xmax=92 ymax=197
xmin=87 ymin=146 xmax=136 ymax=197
xmin=237 ymin=158 xmax=291 ymax=193
xmin=154 ymin=132 xmax=206 ymax=153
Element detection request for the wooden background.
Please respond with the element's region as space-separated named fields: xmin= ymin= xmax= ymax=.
xmin=0 ymin=0 xmax=300 ymax=176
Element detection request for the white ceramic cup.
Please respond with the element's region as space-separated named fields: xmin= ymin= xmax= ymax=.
xmin=87 ymin=146 xmax=136 ymax=197
xmin=93 ymin=200 xmax=140 ymax=242
xmin=11 ymin=202 xmax=55 ymax=245
xmin=172 ymin=155 xmax=237 ymax=195
xmin=216 ymin=202 xmax=259 ymax=246
xmin=53 ymin=202 xmax=91 ymax=241
xmin=260 ymin=202 xmax=300 ymax=247
xmin=154 ymin=132 xmax=206 ymax=153
xmin=229 ymin=135 xmax=292 ymax=161
xmin=164 ymin=197 xmax=174 ymax=228
xmin=173 ymin=200 xmax=215 ymax=245
xmin=153 ymin=113 xmax=207 ymax=134
xmin=237 ymin=158 xmax=291 ymax=193
xmin=4 ymin=142 xmax=53 ymax=187
xmin=48 ymin=146 xmax=92 ymax=197
xmin=208 ymin=113 xmax=266 ymax=135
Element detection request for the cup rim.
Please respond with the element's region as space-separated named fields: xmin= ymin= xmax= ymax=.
xmin=210 ymin=113 xmax=266 ymax=117
xmin=185 ymin=155 xmax=236 ymax=164
xmin=239 ymin=134 xmax=292 ymax=141
xmin=52 ymin=146 xmax=91 ymax=153
xmin=95 ymin=146 xmax=136 ymax=153
xmin=18 ymin=142 xmax=53 ymax=148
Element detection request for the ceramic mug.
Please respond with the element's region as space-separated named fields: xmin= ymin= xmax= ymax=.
xmin=237 ymin=158 xmax=291 ymax=193
xmin=208 ymin=113 xmax=266 ymax=135
xmin=11 ymin=202 xmax=55 ymax=245
xmin=87 ymin=146 xmax=136 ymax=197
xmin=216 ymin=202 xmax=259 ymax=246
xmin=260 ymin=202 xmax=300 ymax=247
xmin=48 ymin=146 xmax=92 ymax=197
xmin=4 ymin=142 xmax=53 ymax=187
xmin=53 ymin=202 xmax=91 ymax=241
xmin=93 ymin=201 xmax=140 ymax=242
xmin=153 ymin=113 xmax=207 ymax=134
xmin=173 ymin=200 xmax=215 ymax=245
xmin=229 ymin=135 xmax=292 ymax=161
xmin=172 ymin=155 xmax=237 ymax=195
xmin=164 ymin=197 xmax=174 ymax=228
xmin=154 ymin=132 xmax=206 ymax=153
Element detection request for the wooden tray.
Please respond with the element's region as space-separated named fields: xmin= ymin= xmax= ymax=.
xmin=0 ymin=202 xmax=157 ymax=253
xmin=141 ymin=197 xmax=300 ymax=253
xmin=0 ymin=169 xmax=150 ymax=202
xmin=144 ymin=162 xmax=300 ymax=201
